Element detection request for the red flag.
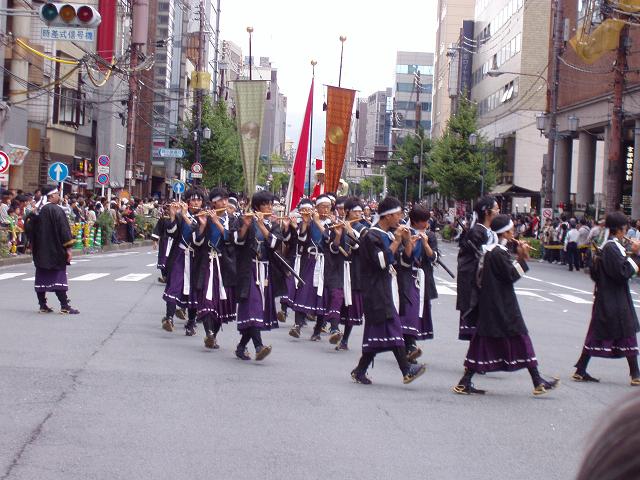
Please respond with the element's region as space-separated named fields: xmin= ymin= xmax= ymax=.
xmin=289 ymin=79 xmax=314 ymax=211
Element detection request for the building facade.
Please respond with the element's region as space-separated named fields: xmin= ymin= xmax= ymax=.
xmin=432 ymin=0 xmax=476 ymax=138
xmin=470 ymin=0 xmax=549 ymax=206
xmin=393 ymin=51 xmax=434 ymax=137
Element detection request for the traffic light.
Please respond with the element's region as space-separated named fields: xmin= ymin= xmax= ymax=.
xmin=39 ymin=3 xmax=102 ymax=28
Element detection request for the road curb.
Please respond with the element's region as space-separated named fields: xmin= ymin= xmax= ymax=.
xmin=0 ymin=240 xmax=154 ymax=268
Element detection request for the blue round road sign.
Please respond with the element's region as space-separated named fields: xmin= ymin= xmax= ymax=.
xmin=97 ymin=173 xmax=109 ymax=185
xmin=48 ymin=162 xmax=69 ymax=183
xmin=98 ymin=155 xmax=110 ymax=167
xmin=172 ymin=181 xmax=185 ymax=194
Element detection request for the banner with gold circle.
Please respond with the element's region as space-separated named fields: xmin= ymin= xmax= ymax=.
xmin=324 ymin=86 xmax=356 ymax=193
xmin=233 ymin=80 xmax=267 ymax=196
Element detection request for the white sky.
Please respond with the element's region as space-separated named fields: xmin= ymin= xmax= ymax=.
xmin=219 ymin=0 xmax=437 ymax=159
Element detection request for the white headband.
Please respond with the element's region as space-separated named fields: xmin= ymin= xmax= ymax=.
xmin=351 ymin=206 xmax=363 ymax=212
xmin=494 ymin=220 xmax=514 ymax=234
xmin=379 ymin=206 xmax=401 ymax=217
xmin=316 ymin=197 xmax=331 ymax=206
xmin=210 ymin=195 xmax=222 ymax=203
xmin=46 ymin=188 xmax=59 ymax=197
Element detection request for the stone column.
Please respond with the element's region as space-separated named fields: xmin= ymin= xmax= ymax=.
xmin=576 ymin=131 xmax=596 ymax=207
xmin=553 ymin=136 xmax=572 ymax=210
xmin=632 ymin=120 xmax=640 ymax=219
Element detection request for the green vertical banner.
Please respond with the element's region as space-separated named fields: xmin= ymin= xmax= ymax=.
xmin=233 ymin=80 xmax=267 ymax=197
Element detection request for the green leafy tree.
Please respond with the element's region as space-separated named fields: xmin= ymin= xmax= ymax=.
xmin=357 ymin=176 xmax=384 ymax=199
xmin=428 ymin=98 xmax=499 ymax=201
xmin=181 ymin=98 xmax=244 ymax=192
xmin=257 ymin=153 xmax=290 ymax=197
xmin=386 ymin=130 xmax=431 ymax=202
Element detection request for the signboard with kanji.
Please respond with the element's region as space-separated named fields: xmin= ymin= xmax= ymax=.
xmin=40 ymin=27 xmax=96 ymax=42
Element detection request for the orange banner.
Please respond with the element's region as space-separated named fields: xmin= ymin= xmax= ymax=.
xmin=324 ymin=86 xmax=355 ymax=192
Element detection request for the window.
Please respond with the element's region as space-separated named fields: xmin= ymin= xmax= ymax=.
xmin=396 ymin=64 xmax=434 ymax=76
xmin=57 ymin=88 xmax=81 ymax=125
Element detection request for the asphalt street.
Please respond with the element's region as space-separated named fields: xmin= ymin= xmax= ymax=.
xmin=1 ymin=243 xmax=638 ymax=479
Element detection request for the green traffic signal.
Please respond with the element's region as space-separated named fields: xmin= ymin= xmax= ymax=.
xmin=40 ymin=2 xmax=58 ymax=22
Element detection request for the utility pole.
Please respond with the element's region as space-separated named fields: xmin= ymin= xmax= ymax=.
xmin=127 ymin=0 xmax=149 ymax=194
xmin=544 ymin=0 xmax=563 ymax=210
xmin=211 ymin=0 xmax=221 ymax=103
xmin=415 ymin=71 xmax=421 ymax=135
xmin=606 ymin=25 xmax=629 ymax=213
xmin=192 ymin=0 xmax=205 ymax=186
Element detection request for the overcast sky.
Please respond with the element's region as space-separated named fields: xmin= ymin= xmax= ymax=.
xmin=219 ymin=0 xmax=437 ymax=160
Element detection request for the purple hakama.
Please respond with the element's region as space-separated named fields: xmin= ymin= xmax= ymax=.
xmin=341 ymin=291 xmax=363 ymax=326
xmin=236 ymin=262 xmax=279 ymax=332
xmin=162 ymin=248 xmax=199 ymax=309
xmin=34 ymin=267 xmax=68 ymax=292
xmin=290 ymin=256 xmax=325 ymax=316
xmin=362 ymin=310 xmax=405 ymax=353
xmin=400 ymin=283 xmax=434 ymax=340
xmin=464 ymin=334 xmax=538 ymax=373
xmin=582 ymin=322 xmax=639 ymax=358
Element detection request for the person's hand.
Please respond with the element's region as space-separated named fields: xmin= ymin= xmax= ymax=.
xmin=242 ymin=213 xmax=253 ymax=227
xmin=198 ymin=214 xmax=207 ymax=226
xmin=631 ymin=240 xmax=640 ymax=255
xmin=517 ymin=242 xmax=530 ymax=261
xmin=393 ymin=226 xmax=405 ymax=242
xmin=312 ymin=211 xmax=320 ymax=223
xmin=153 ymin=241 xmax=158 ymax=250
xmin=66 ymin=249 xmax=72 ymax=264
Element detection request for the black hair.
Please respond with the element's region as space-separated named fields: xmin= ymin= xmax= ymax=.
xmin=473 ymin=196 xmax=497 ymax=222
xmin=335 ymin=196 xmax=348 ymax=207
xmin=378 ymin=196 xmax=402 ymax=217
xmin=184 ymin=188 xmax=205 ymax=201
xmin=251 ymin=190 xmax=275 ymax=211
xmin=409 ymin=205 xmax=430 ymax=224
xmin=209 ymin=187 xmax=229 ymax=201
xmin=605 ymin=211 xmax=629 ymax=234
xmin=297 ymin=198 xmax=313 ymax=209
xmin=343 ymin=196 xmax=363 ymax=214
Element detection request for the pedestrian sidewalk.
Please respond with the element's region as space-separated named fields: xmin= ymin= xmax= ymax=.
xmin=0 ymin=240 xmax=154 ymax=268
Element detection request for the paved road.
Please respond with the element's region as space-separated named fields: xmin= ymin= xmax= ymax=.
xmin=0 ymin=244 xmax=637 ymax=479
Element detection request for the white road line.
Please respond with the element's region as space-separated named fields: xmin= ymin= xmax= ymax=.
xmin=436 ymin=285 xmax=457 ymax=296
xmin=69 ymin=273 xmax=110 ymax=281
xmin=115 ymin=273 xmax=152 ymax=282
xmin=515 ymin=290 xmax=553 ymax=302
xmin=524 ymin=275 xmax=593 ymax=295
xmin=0 ymin=272 xmax=26 ymax=280
xmin=552 ymin=293 xmax=593 ymax=304
xmin=70 ymin=259 xmax=90 ymax=264
xmin=22 ymin=277 xmax=35 ymax=281
xmin=146 ymin=263 xmax=157 ymax=267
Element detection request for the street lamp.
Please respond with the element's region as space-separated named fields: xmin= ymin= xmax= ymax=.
xmin=392 ymin=127 xmax=425 ymax=200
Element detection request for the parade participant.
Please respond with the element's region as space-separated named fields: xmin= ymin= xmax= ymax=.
xmin=311 ymin=168 xmax=325 ymax=200
xmin=397 ymin=205 xmax=438 ymax=362
xmin=350 ymin=196 xmax=426 ymax=385
xmin=288 ymin=194 xmax=332 ymax=341
xmin=198 ymin=188 xmax=239 ymax=350
xmin=572 ymin=211 xmax=640 ymax=385
xmin=151 ymin=204 xmax=171 ymax=283
xmin=322 ymin=196 xmax=361 ymax=346
xmin=25 ymin=185 xmax=79 ymax=314
xmin=161 ymin=189 xmax=206 ymax=335
xmin=233 ymin=190 xmax=284 ymax=361
xmin=281 ymin=200 xmax=310 ymax=322
xmin=335 ymin=196 xmax=347 ymax=221
xmin=453 ymin=214 xmax=559 ymax=396
xmin=456 ymin=196 xmax=499 ymax=341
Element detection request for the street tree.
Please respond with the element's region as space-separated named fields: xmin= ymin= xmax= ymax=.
xmin=386 ymin=130 xmax=431 ymax=203
xmin=428 ymin=97 xmax=499 ymax=201
xmin=181 ymin=98 xmax=244 ymax=192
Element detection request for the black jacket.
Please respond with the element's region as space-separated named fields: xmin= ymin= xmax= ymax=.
xmin=361 ymin=227 xmax=397 ymax=326
xmin=30 ymin=203 xmax=74 ymax=270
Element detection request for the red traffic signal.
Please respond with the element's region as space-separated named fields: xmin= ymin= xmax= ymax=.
xmin=39 ymin=3 xmax=101 ymax=28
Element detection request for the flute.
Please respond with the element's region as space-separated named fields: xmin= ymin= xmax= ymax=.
xmin=328 ymin=218 xmax=362 ymax=229
xmin=512 ymin=239 xmax=537 ymax=252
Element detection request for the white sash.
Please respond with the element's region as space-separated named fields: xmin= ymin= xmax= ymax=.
xmin=313 ymin=253 xmax=325 ymax=297
xmin=343 ymin=261 xmax=353 ymax=306
xmin=181 ymin=245 xmax=190 ymax=295
xmin=165 ymin=237 xmax=173 ymax=258
xmin=206 ymin=251 xmax=227 ymax=301
xmin=416 ymin=268 xmax=425 ymax=318
xmin=293 ymin=254 xmax=302 ymax=288
xmin=390 ymin=265 xmax=399 ymax=313
xmin=255 ymin=260 xmax=268 ymax=310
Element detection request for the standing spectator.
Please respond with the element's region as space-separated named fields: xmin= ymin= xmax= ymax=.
xmin=577 ymin=218 xmax=591 ymax=269
xmin=25 ymin=185 xmax=79 ymax=314
xmin=109 ymin=201 xmax=121 ymax=244
xmin=0 ymin=189 xmax=12 ymax=227
xmin=123 ymin=203 xmax=136 ymax=243
xmin=530 ymin=212 xmax=540 ymax=239
xmin=564 ymin=220 xmax=581 ymax=271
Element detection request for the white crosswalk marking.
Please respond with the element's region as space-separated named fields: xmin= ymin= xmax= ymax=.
xmin=436 ymin=285 xmax=456 ymax=296
xmin=115 ymin=273 xmax=151 ymax=282
xmin=22 ymin=277 xmax=35 ymax=281
xmin=146 ymin=263 xmax=156 ymax=267
xmin=552 ymin=293 xmax=592 ymax=304
xmin=515 ymin=290 xmax=553 ymax=302
xmin=0 ymin=273 xmax=26 ymax=280
xmin=69 ymin=273 xmax=110 ymax=281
